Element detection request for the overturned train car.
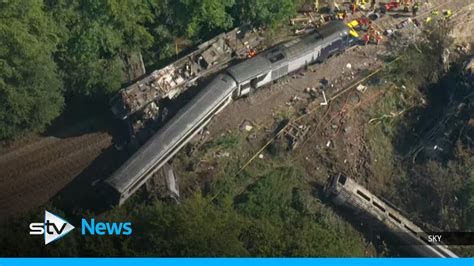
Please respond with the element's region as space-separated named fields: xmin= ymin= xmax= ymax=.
xmin=324 ymin=173 xmax=458 ymax=258
xmin=105 ymin=21 xmax=357 ymax=205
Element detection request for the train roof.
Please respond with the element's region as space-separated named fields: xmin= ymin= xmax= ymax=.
xmin=281 ymin=20 xmax=349 ymax=61
xmin=226 ymin=21 xmax=349 ymax=83
xmin=317 ymin=20 xmax=349 ymax=38
xmin=106 ymin=74 xmax=237 ymax=193
xmin=226 ymin=55 xmax=272 ymax=83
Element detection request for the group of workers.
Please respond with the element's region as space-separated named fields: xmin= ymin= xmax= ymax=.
xmin=327 ymin=0 xmax=424 ymax=19
xmin=364 ymin=22 xmax=383 ymax=45
xmin=346 ymin=0 xmax=421 ymax=16
xmin=340 ymin=0 xmax=424 ymax=45
xmin=330 ymin=0 xmax=454 ymax=20
xmin=316 ymin=0 xmax=453 ymax=46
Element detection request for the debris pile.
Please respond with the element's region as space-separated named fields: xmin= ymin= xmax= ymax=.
xmin=111 ymin=27 xmax=265 ymax=120
xmin=283 ymin=120 xmax=311 ymax=150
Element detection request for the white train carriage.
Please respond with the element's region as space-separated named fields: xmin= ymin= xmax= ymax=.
xmin=325 ymin=173 xmax=458 ymax=258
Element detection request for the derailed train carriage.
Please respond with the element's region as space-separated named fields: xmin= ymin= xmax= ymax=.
xmin=105 ymin=21 xmax=358 ymax=205
xmin=324 ymin=173 xmax=458 ymax=258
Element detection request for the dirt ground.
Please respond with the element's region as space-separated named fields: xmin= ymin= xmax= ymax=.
xmin=0 ymin=119 xmax=116 ymax=221
xmin=451 ymin=3 xmax=474 ymax=44
xmin=0 ymin=0 xmax=472 ymax=221
xmin=210 ymin=45 xmax=383 ymax=133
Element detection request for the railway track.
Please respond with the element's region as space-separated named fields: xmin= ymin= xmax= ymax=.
xmin=0 ymin=125 xmax=113 ymax=221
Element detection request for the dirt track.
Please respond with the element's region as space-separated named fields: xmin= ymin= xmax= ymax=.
xmin=0 ymin=121 xmax=114 ymax=221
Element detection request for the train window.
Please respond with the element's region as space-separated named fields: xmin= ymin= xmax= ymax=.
xmin=404 ymin=225 xmax=418 ymax=236
xmin=343 ymin=33 xmax=349 ymax=43
xmin=373 ymin=201 xmax=386 ymax=212
xmin=257 ymin=73 xmax=268 ymax=83
xmin=388 ymin=212 xmax=402 ymax=224
xmin=338 ymin=175 xmax=347 ymax=185
xmin=356 ymin=190 xmax=371 ymax=202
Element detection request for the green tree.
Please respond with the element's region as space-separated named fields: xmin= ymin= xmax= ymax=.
xmin=463 ymin=168 xmax=474 ymax=230
xmin=127 ymin=195 xmax=249 ymax=257
xmin=236 ymin=166 xmax=301 ymax=219
xmin=0 ymin=0 xmax=64 ymax=140
xmin=233 ymin=0 xmax=300 ymax=28
xmin=143 ymin=0 xmax=177 ymax=63
xmin=235 ymin=165 xmax=369 ymax=257
xmin=47 ymin=0 xmax=154 ymax=98
xmin=283 ymin=217 xmax=368 ymax=257
xmin=173 ymin=0 xmax=235 ymax=39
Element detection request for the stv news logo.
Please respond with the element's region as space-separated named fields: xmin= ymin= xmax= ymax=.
xmin=29 ymin=210 xmax=133 ymax=245
xmin=29 ymin=211 xmax=75 ymax=245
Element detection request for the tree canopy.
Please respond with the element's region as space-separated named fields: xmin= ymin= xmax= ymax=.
xmin=0 ymin=0 xmax=64 ymax=139
xmin=233 ymin=0 xmax=300 ymax=27
xmin=0 ymin=173 xmax=370 ymax=257
xmin=47 ymin=0 xmax=154 ymax=97
xmin=0 ymin=0 xmax=300 ymax=141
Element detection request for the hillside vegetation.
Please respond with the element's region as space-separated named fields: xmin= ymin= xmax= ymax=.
xmin=0 ymin=0 xmax=302 ymax=140
xmin=363 ymin=22 xmax=474 ymax=254
xmin=0 ymin=133 xmax=373 ymax=257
